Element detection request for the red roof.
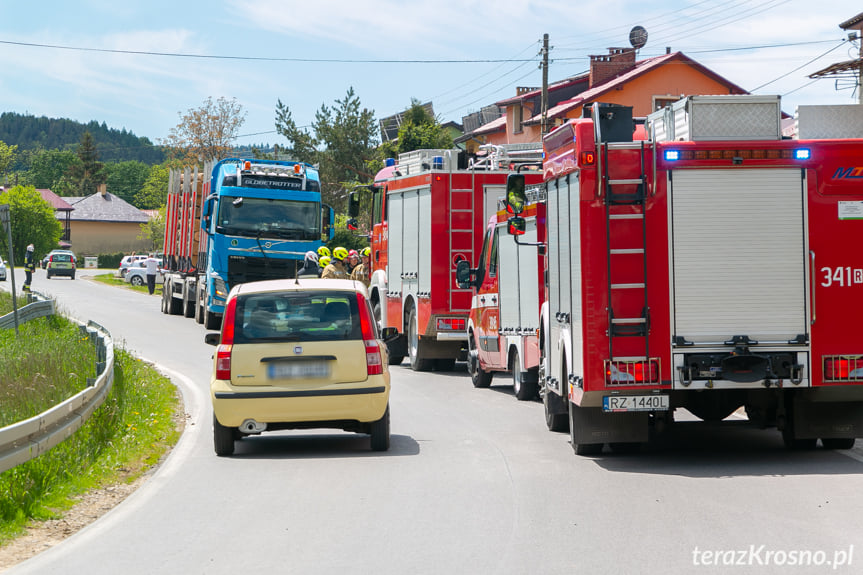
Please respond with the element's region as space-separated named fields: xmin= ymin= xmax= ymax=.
xmin=38 ymin=188 xmax=75 ymax=211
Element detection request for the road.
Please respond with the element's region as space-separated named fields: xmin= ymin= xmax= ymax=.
xmin=5 ymin=269 xmax=863 ymax=574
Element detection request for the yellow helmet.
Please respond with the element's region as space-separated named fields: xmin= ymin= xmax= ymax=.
xmin=317 ymin=246 xmax=331 ymax=258
xmin=333 ymin=246 xmax=348 ymax=260
xmin=361 ymin=247 xmax=371 ymax=257
xmin=319 ymin=255 xmax=331 ymax=268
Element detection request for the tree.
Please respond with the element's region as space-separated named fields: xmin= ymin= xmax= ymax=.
xmin=0 ymin=141 xmax=17 ymax=182
xmin=138 ymin=205 xmax=165 ymax=251
xmin=275 ymin=87 xmax=378 ymax=208
xmin=134 ymin=164 xmax=170 ymax=209
xmin=163 ymin=97 xmax=247 ymax=164
xmin=379 ymin=99 xmax=453 ymax=163
xmin=65 ymin=132 xmax=107 ymax=196
xmin=0 ymin=185 xmax=62 ymax=264
xmin=104 ymin=160 xmax=150 ymax=205
xmin=19 ymin=148 xmax=79 ymax=193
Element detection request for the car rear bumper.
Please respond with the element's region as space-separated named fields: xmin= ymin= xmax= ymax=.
xmin=211 ymin=377 xmax=390 ymax=426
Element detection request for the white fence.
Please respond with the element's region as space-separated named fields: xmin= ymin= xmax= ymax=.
xmin=0 ymin=293 xmax=114 ymax=474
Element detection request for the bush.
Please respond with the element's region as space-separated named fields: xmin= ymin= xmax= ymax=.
xmin=97 ymin=252 xmax=125 ymax=269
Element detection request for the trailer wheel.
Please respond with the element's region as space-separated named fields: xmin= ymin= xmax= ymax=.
xmin=820 ymin=437 xmax=855 ymax=450
xmin=407 ymin=308 xmax=433 ymax=372
xmin=194 ymin=285 xmax=204 ymax=324
xmin=182 ymin=282 xmax=195 ymax=318
xmin=467 ymin=330 xmax=492 ymax=387
xmin=512 ymin=349 xmax=538 ymax=401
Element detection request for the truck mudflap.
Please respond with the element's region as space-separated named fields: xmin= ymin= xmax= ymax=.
xmin=784 ymin=389 xmax=863 ymax=440
xmin=569 ymin=402 xmax=649 ymax=446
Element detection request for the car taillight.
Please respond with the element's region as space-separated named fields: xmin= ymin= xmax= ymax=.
xmin=605 ymin=359 xmax=661 ymax=385
xmin=215 ymin=297 xmax=238 ymax=380
xmin=823 ymin=356 xmax=863 ymax=382
xmin=437 ymin=317 xmax=466 ymax=331
xmin=357 ymin=292 xmax=383 ymax=376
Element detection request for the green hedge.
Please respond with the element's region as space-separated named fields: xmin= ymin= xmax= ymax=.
xmin=97 ymin=252 xmax=125 ymax=269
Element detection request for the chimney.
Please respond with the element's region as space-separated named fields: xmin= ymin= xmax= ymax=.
xmin=589 ymin=47 xmax=637 ymax=88
xmin=98 ymin=183 xmax=107 ymax=197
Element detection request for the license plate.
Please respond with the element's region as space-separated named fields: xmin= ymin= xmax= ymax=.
xmin=268 ymin=361 xmax=330 ymax=380
xmin=603 ymin=394 xmax=668 ymax=412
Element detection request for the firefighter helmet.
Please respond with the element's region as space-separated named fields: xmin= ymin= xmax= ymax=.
xmin=319 ymin=255 xmax=331 ymax=268
xmin=26 ymin=244 xmax=34 ymax=252
xmin=361 ymin=247 xmax=371 ymax=257
xmin=317 ymin=246 xmax=331 ymax=258
xmin=333 ymin=247 xmax=348 ymax=261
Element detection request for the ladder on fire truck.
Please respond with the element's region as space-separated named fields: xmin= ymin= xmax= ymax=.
xmin=598 ymin=129 xmax=650 ymax=363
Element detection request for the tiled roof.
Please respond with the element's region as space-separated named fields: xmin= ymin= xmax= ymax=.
xmin=840 ymin=12 xmax=863 ymax=29
xmin=38 ymin=189 xmax=75 ymax=211
xmin=61 ymin=192 xmax=149 ymax=223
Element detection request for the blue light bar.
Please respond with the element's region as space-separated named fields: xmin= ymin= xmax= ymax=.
xmin=664 ymin=150 xmax=680 ymax=161
xmin=794 ymin=148 xmax=811 ymax=160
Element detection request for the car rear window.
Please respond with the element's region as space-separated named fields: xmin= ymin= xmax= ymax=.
xmin=234 ymin=291 xmax=362 ymax=343
xmin=52 ymin=254 xmax=72 ymax=262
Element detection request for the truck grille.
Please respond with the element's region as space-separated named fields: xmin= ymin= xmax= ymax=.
xmin=228 ymin=255 xmax=299 ymax=284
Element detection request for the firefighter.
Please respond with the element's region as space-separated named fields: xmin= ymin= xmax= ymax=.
xmin=23 ymin=244 xmax=36 ymax=292
xmin=317 ymin=246 xmax=331 ymax=260
xmin=350 ymin=247 xmax=371 ymax=287
xmin=346 ymin=249 xmax=360 ymax=274
xmin=297 ymin=251 xmax=320 ymax=278
xmin=321 ymin=246 xmax=349 ymax=279
xmin=318 ymin=255 xmax=331 ymax=272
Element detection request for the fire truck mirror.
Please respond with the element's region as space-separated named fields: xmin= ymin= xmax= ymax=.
xmin=508 ymin=216 xmax=526 ymax=236
xmin=455 ymin=259 xmax=473 ymax=289
xmin=348 ymin=192 xmax=361 ymax=218
xmin=505 ymin=174 xmax=526 ymax=215
xmin=346 ymin=218 xmax=359 ymax=231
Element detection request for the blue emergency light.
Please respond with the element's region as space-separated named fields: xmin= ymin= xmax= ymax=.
xmin=794 ymin=148 xmax=811 ymax=160
xmin=664 ymin=150 xmax=680 ymax=161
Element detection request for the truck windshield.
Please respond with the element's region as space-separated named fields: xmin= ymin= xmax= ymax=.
xmin=216 ymin=197 xmax=321 ymax=241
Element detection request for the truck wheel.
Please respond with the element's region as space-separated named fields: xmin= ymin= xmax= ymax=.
xmin=369 ymin=405 xmax=390 ymax=452
xmin=195 ymin=285 xmax=205 ymax=324
xmin=821 ymin=437 xmax=855 ymax=449
xmin=467 ymin=331 xmax=492 ymax=387
xmin=204 ymin=305 xmax=221 ymax=330
xmin=512 ymin=349 xmax=538 ymax=401
xmin=545 ymin=389 xmax=569 ymax=432
xmin=569 ymin=401 xmax=602 ymax=455
xmin=183 ymin=282 xmax=195 ymax=318
xmin=213 ymin=415 xmax=236 ymax=456
xmin=407 ymin=308 xmax=433 ymax=372
xmin=130 ymin=275 xmax=144 ymax=286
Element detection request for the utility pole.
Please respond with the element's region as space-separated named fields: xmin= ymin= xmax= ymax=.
xmin=540 ymin=34 xmax=550 ymax=136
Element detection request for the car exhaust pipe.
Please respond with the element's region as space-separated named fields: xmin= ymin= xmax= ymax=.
xmin=240 ymin=419 xmax=267 ymax=434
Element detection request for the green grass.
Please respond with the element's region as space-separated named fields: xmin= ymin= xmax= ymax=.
xmin=0 ymin=292 xmax=182 ymax=542
xmin=91 ymin=272 xmax=161 ymax=295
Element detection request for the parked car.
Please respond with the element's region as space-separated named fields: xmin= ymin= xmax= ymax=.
xmin=204 ymin=278 xmax=398 ymax=456
xmin=45 ymin=250 xmax=77 ymax=279
xmin=124 ymin=260 xmax=164 ymax=287
xmin=118 ymin=255 xmax=148 ymax=278
xmin=0 ymin=256 xmax=6 ymax=281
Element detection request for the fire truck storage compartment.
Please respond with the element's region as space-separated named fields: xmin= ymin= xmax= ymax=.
xmin=649 ymin=95 xmax=782 ymax=142
xmin=670 ymin=168 xmax=807 ymax=349
xmin=387 ymin=187 xmax=432 ymax=303
xmin=546 ymin=173 xmax=585 ymax=386
xmin=497 ymin=219 xmax=540 ymax=334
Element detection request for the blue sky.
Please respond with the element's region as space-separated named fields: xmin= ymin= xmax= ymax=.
xmin=0 ymin=0 xmax=858 ymax=148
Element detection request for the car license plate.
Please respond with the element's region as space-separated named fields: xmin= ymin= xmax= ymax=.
xmin=268 ymin=361 xmax=330 ymax=380
xmin=603 ymin=394 xmax=668 ymax=412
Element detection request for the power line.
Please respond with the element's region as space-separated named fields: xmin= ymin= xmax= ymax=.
xmin=751 ymin=39 xmax=848 ymax=92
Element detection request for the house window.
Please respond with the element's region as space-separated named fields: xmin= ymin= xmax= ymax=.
xmin=513 ymin=105 xmax=523 ymax=134
xmin=653 ymin=96 xmax=680 ymax=112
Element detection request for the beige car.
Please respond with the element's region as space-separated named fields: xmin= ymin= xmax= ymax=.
xmin=205 ymin=278 xmax=397 ymax=456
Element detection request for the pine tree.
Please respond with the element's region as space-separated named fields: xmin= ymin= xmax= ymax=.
xmin=65 ymin=131 xmax=107 ymax=196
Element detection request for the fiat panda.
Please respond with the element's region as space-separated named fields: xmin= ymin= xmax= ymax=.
xmin=205 ymin=278 xmax=396 ymax=455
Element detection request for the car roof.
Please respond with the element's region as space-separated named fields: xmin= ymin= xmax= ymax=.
xmin=232 ymin=278 xmax=368 ymax=297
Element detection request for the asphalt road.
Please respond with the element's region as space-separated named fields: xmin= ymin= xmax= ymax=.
xmin=5 ymin=268 xmax=863 ymax=574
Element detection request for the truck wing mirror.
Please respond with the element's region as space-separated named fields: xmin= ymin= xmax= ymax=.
xmin=505 ymin=174 xmax=526 ymax=215
xmin=346 ymin=218 xmax=359 ymax=231
xmin=348 ymin=192 xmax=361 ymax=218
xmin=455 ymin=259 xmax=473 ymax=289
xmin=508 ymin=216 xmax=526 ymax=236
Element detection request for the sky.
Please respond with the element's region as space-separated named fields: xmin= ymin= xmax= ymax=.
xmin=0 ymin=0 xmax=859 ymax=149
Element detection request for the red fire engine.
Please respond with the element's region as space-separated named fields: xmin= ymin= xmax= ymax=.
xmin=358 ymin=146 xmax=542 ymax=371
xmin=501 ymin=96 xmax=863 ymax=454
xmin=456 ymin=197 xmax=546 ymax=399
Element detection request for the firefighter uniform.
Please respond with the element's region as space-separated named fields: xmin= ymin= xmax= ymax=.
xmin=321 ymin=258 xmax=349 ymax=279
xmin=24 ymin=245 xmax=36 ymax=292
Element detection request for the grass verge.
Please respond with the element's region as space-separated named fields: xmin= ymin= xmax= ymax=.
xmin=0 ymin=293 xmax=182 ymax=544
xmin=91 ymin=272 xmax=161 ymax=295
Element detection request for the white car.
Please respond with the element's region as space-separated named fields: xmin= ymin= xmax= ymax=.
xmin=124 ymin=260 xmax=164 ymax=287
xmin=0 ymin=256 xmax=6 ymax=281
xmin=118 ymin=255 xmax=148 ymax=278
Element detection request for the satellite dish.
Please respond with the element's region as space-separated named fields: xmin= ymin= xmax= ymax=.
xmin=629 ymin=26 xmax=648 ymax=50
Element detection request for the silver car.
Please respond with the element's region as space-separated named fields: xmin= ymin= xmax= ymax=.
xmin=0 ymin=256 xmax=6 ymax=281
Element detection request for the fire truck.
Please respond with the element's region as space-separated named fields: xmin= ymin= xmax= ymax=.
xmin=356 ymin=146 xmax=542 ymax=371
xmin=162 ymin=158 xmax=332 ymax=329
xmin=456 ymin=195 xmax=546 ymax=399
xmin=501 ymin=96 xmax=863 ymax=454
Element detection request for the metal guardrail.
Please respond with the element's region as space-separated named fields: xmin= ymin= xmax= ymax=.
xmin=0 ymin=294 xmax=115 ymax=474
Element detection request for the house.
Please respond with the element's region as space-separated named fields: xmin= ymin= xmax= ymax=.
xmin=61 ymin=187 xmax=151 ymax=256
xmin=457 ymin=48 xmax=748 ymax=149
xmin=37 ymin=189 xmax=75 ymax=246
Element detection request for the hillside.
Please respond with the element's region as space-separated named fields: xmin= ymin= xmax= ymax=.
xmin=0 ymin=112 xmax=165 ymax=165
